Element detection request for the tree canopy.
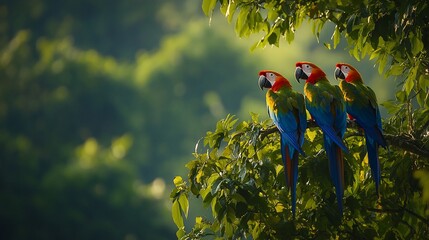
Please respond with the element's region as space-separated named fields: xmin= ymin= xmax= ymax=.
xmin=171 ymin=0 xmax=429 ymax=239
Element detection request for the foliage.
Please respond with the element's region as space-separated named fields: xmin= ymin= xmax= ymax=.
xmin=172 ymin=114 xmax=428 ymax=239
xmin=203 ymin=0 xmax=429 ymax=104
xmin=170 ymin=0 xmax=429 ymax=239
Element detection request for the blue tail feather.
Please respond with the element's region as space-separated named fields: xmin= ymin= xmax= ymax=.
xmin=320 ymin=124 xmax=349 ymax=154
xmin=280 ymin=136 xmax=300 ymax=218
xmin=324 ymin=135 xmax=344 ymax=215
xmin=290 ymin=150 xmax=299 ymax=218
xmin=361 ymin=124 xmax=387 ymax=149
xmin=365 ymin=133 xmax=381 ymax=195
xmin=281 ymin=131 xmax=305 ymax=156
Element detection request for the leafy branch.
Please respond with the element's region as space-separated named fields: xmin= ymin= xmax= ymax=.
xmin=261 ymin=121 xmax=429 ymax=158
xmin=171 ymin=113 xmax=429 ymax=239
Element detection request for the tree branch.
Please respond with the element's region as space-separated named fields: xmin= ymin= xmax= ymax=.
xmin=260 ymin=120 xmax=429 ymax=158
xmin=366 ymin=207 xmax=429 ymax=226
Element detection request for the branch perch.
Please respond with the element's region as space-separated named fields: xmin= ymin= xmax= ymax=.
xmin=260 ymin=120 xmax=429 ymax=158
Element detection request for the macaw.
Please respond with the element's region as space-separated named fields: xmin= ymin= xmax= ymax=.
xmin=295 ymin=62 xmax=348 ymax=215
xmin=258 ymin=70 xmax=307 ymax=217
xmin=335 ymin=63 xmax=387 ymax=196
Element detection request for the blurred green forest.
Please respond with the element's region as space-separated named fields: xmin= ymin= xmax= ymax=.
xmin=0 ymin=0 xmax=396 ymax=239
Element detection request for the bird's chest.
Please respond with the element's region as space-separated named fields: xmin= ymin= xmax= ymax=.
xmin=303 ymin=85 xmax=315 ymax=102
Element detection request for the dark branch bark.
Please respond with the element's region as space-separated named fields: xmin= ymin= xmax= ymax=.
xmin=366 ymin=207 xmax=429 ymax=226
xmin=260 ymin=120 xmax=429 ymax=158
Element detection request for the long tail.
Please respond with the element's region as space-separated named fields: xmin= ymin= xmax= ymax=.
xmin=320 ymin=124 xmax=349 ymax=154
xmin=363 ymin=124 xmax=387 ymax=149
xmin=365 ymin=133 xmax=381 ymax=196
xmin=281 ymin=137 xmax=299 ymax=218
xmin=324 ymin=134 xmax=345 ymax=216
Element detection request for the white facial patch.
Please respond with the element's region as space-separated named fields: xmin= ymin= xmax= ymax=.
xmin=301 ymin=64 xmax=313 ymax=77
xmin=265 ymin=72 xmax=277 ymax=86
xmin=341 ymin=65 xmax=350 ymax=78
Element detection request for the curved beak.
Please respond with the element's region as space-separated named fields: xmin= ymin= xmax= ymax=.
xmin=295 ymin=67 xmax=307 ymax=83
xmin=258 ymin=75 xmax=271 ymax=90
xmin=334 ymin=67 xmax=345 ymax=80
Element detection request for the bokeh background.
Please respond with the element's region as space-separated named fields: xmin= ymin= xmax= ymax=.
xmin=0 ymin=0 xmax=397 ymax=239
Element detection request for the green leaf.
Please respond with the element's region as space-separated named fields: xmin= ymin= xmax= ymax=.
xmin=235 ymin=7 xmax=250 ymax=37
xmin=202 ymin=0 xmax=217 ymax=17
xmin=395 ymin=90 xmax=407 ymax=103
xmin=352 ymin=44 xmax=360 ymax=61
xmin=418 ymin=74 xmax=429 ymax=89
xmin=305 ymin=198 xmax=316 ymax=209
xmin=252 ymin=221 xmax=262 ymax=239
xmin=267 ymin=3 xmax=279 ymax=21
xmin=377 ymin=52 xmax=387 ymax=74
xmin=387 ymin=64 xmax=404 ymax=76
xmin=369 ymin=48 xmax=380 ymax=60
xmin=285 ymin=29 xmax=295 ymax=44
xmin=224 ymin=220 xmax=234 ymax=236
xmin=173 ymin=176 xmax=183 ymax=186
xmin=172 ymin=200 xmax=184 ymax=229
xmin=324 ymin=43 xmax=332 ymax=50
xmin=381 ymin=100 xmax=401 ymax=114
xmin=410 ymin=31 xmax=424 ymax=56
xmin=267 ymin=28 xmax=280 ymax=46
xmin=346 ymin=14 xmax=358 ymax=34
xmin=176 ymin=228 xmax=185 ymax=239
xmin=211 ymin=177 xmax=225 ymax=195
xmin=306 ymin=128 xmax=318 ymax=142
xmin=226 ymin=1 xmax=237 ymax=23
xmin=404 ymin=67 xmax=417 ymax=95
xmin=332 ymin=25 xmax=341 ymax=49
xmin=416 ymin=90 xmax=425 ymax=107
xmin=178 ymin=194 xmax=189 ymax=218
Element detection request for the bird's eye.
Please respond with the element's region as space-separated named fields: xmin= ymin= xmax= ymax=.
xmin=269 ymin=73 xmax=274 ymax=77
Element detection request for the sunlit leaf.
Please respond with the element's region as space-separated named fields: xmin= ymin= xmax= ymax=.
xmin=236 ymin=7 xmax=250 ymax=37
xmin=306 ymin=128 xmax=318 ymax=142
xmin=377 ymin=53 xmax=387 ymax=74
xmin=172 ymin=200 xmax=184 ymax=228
xmin=173 ymin=176 xmax=183 ymax=186
xmin=179 ymin=194 xmax=189 ymax=218
xmin=395 ymin=90 xmax=407 ymax=102
xmin=324 ymin=43 xmax=332 ymax=49
xmin=404 ymin=67 xmax=416 ymax=95
xmin=410 ymin=31 xmax=424 ymax=56
xmin=285 ymin=29 xmax=295 ymax=44
xmin=387 ymin=64 xmax=404 ymax=76
xmin=176 ymin=228 xmax=185 ymax=239
xmin=275 ymin=202 xmax=284 ymax=212
xmin=202 ymin=0 xmax=217 ymax=17
xmin=332 ymin=25 xmax=340 ymax=49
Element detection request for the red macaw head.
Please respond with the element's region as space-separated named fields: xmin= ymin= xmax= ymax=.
xmin=295 ymin=61 xmax=326 ymax=85
xmin=258 ymin=70 xmax=291 ymax=91
xmin=334 ymin=63 xmax=363 ymax=83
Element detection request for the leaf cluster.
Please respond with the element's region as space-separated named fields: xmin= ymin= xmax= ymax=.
xmin=203 ymin=0 xmax=429 ymax=105
xmin=183 ymin=2 xmax=429 ymax=238
xmin=171 ymin=114 xmax=429 ymax=239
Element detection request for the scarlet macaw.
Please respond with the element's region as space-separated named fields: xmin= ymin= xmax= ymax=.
xmin=295 ymin=62 xmax=348 ymax=215
xmin=335 ymin=63 xmax=387 ymax=196
xmin=259 ymin=70 xmax=307 ymax=217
